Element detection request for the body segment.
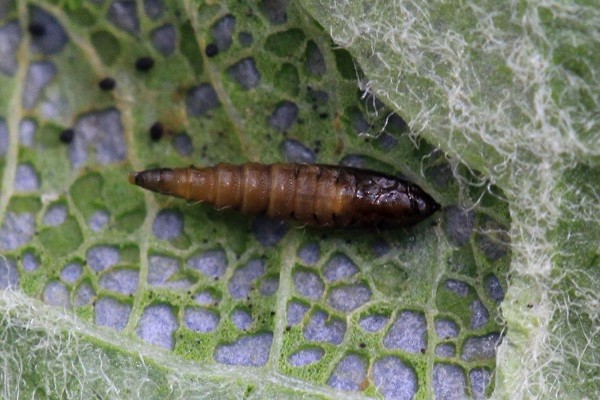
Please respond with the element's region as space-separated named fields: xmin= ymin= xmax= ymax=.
xmin=129 ymin=163 xmax=440 ymax=228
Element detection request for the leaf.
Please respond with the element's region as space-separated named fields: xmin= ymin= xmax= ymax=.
xmin=299 ymin=0 xmax=600 ymax=398
xmin=0 ymin=1 xmax=516 ymax=399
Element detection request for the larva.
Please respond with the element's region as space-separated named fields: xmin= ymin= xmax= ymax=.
xmin=128 ymin=163 xmax=440 ymax=228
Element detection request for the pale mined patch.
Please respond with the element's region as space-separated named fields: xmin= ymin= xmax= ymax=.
xmin=302 ymin=0 xmax=600 ymax=398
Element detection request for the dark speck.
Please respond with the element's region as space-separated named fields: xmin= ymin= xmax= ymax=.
xmin=149 ymin=122 xmax=163 ymax=141
xmin=28 ymin=23 xmax=46 ymax=37
xmin=59 ymin=128 xmax=74 ymax=144
xmin=135 ymin=56 xmax=155 ymax=72
xmin=98 ymin=77 xmax=116 ymax=91
xmin=205 ymin=43 xmax=218 ymax=57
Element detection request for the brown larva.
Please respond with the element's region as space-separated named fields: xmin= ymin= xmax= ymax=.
xmin=128 ymin=163 xmax=440 ymax=228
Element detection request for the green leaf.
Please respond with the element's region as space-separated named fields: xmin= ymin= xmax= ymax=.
xmin=3 ymin=0 xmax=593 ymax=398
xmin=299 ymin=0 xmax=600 ymax=398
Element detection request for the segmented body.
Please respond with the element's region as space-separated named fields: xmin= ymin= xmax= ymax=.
xmin=129 ymin=163 xmax=440 ymax=228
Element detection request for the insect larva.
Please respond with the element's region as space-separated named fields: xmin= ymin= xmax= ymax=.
xmin=128 ymin=163 xmax=440 ymax=228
